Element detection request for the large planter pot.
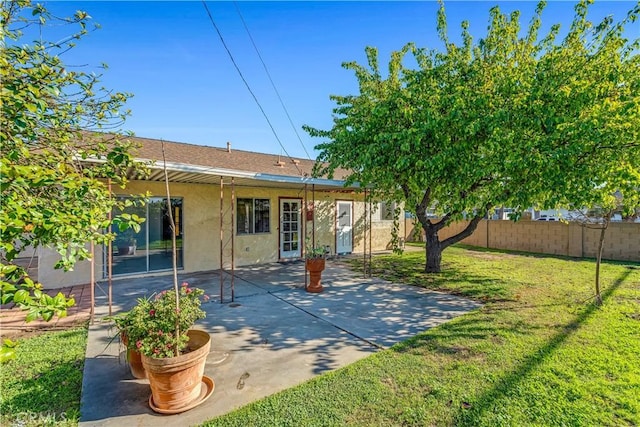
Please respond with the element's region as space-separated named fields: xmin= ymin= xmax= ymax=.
xmin=306 ymin=258 xmax=325 ymax=293
xmin=127 ymin=348 xmax=147 ymax=379
xmin=141 ymin=329 xmax=212 ymax=414
xmin=120 ymin=333 xmax=146 ymax=379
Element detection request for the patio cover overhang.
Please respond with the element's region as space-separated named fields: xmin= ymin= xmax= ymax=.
xmin=135 ymin=159 xmax=361 ymax=192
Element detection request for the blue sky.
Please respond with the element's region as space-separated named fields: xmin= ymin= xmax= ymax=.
xmin=38 ymin=1 xmax=638 ymax=159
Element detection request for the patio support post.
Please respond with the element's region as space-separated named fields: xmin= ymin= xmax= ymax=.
xmin=363 ymin=188 xmax=368 ymax=278
xmin=219 ymin=176 xmax=235 ymax=303
xmin=90 ymin=243 xmax=95 ymax=323
xmin=304 ymin=184 xmax=308 ymax=291
xmin=312 ymin=184 xmax=316 ymax=250
xmin=368 ymin=191 xmax=372 ymax=278
xmin=107 ymin=178 xmax=113 ymax=316
xmin=231 ymin=177 xmax=235 ymax=302
xmin=220 ymin=176 xmax=224 ymax=303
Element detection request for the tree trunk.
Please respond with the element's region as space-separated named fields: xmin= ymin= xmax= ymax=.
xmin=425 ymin=226 xmax=443 ymax=273
xmin=418 ymin=212 xmax=485 ymax=274
xmin=162 ymin=141 xmax=180 ymax=356
xmin=594 ymin=215 xmax=610 ymax=306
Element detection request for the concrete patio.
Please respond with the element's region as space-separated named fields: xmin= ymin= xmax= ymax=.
xmin=80 ymin=259 xmax=480 ymax=426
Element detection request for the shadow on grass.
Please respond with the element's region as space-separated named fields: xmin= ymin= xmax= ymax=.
xmin=450 ymin=267 xmax=634 ymax=425
xmin=393 ymin=312 xmax=541 ymax=358
xmin=456 ymin=244 xmax=640 ymax=267
xmin=348 ymin=256 xmax=514 ymax=303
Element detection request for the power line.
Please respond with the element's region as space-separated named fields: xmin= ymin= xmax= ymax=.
xmin=233 ymin=1 xmax=312 ymax=160
xmin=201 ymin=1 xmax=303 ymax=175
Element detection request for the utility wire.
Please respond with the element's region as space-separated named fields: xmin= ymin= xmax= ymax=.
xmin=201 ymin=1 xmax=303 ymax=175
xmin=233 ymin=1 xmax=312 ymax=160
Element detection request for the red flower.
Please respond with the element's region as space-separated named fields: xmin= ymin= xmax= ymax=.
xmin=136 ymin=340 xmax=142 ymax=349
xmin=149 ymin=309 xmax=156 ymax=316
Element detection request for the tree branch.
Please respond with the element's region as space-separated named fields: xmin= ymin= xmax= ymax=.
xmin=440 ymin=203 xmax=491 ymax=249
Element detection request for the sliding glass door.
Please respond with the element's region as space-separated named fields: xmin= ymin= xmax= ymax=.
xmin=109 ymin=197 xmax=183 ymax=276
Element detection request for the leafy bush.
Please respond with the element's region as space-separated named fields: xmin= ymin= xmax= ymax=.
xmin=113 ymin=283 xmax=208 ymax=358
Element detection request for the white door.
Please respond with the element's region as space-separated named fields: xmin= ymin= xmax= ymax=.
xmin=280 ymin=199 xmax=301 ymax=259
xmin=336 ymin=201 xmax=353 ymax=255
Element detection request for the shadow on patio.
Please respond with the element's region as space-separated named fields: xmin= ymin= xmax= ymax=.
xmin=80 ymin=261 xmax=479 ymax=427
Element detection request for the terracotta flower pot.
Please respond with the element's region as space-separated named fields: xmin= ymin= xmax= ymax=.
xmin=127 ymin=348 xmax=147 ymax=379
xmin=120 ymin=333 xmax=146 ymax=379
xmin=141 ymin=329 xmax=211 ymax=414
xmin=306 ymin=258 xmax=325 ymax=293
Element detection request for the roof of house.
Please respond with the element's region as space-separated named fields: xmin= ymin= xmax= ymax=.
xmin=133 ymin=136 xmax=320 ymax=177
xmin=123 ymin=135 xmax=353 ymax=190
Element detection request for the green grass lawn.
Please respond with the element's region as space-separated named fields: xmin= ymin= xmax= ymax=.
xmin=203 ymin=245 xmax=640 ymax=426
xmin=2 ymin=247 xmax=639 ymax=426
xmin=0 ymin=326 xmax=87 ymax=427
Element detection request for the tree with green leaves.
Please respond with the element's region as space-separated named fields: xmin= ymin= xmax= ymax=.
xmin=307 ymin=0 xmax=640 ymax=274
xmin=0 ymin=0 xmax=147 ymax=359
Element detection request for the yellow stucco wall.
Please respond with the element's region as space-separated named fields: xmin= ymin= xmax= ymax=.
xmin=36 ymin=181 xmax=403 ymax=288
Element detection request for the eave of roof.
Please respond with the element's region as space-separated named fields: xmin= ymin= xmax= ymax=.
xmin=131 ymin=135 xmax=352 ymax=177
xmin=142 ymin=159 xmax=356 ymax=190
xmin=82 ymin=133 xmax=358 ymax=191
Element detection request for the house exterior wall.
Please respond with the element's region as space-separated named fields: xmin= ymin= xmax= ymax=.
xmin=37 ymin=244 xmax=98 ymax=289
xmin=405 ymin=218 xmax=640 ymax=262
xmin=36 ymin=182 xmax=403 ymax=289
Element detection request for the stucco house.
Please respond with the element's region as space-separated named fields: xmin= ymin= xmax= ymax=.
xmin=34 ymin=136 xmax=404 ymax=289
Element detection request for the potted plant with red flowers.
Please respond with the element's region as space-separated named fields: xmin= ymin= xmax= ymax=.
xmin=134 ymin=285 xmax=208 ymax=358
xmin=137 ymin=283 xmax=211 ymax=413
xmin=111 ymin=283 xmax=211 ymax=411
